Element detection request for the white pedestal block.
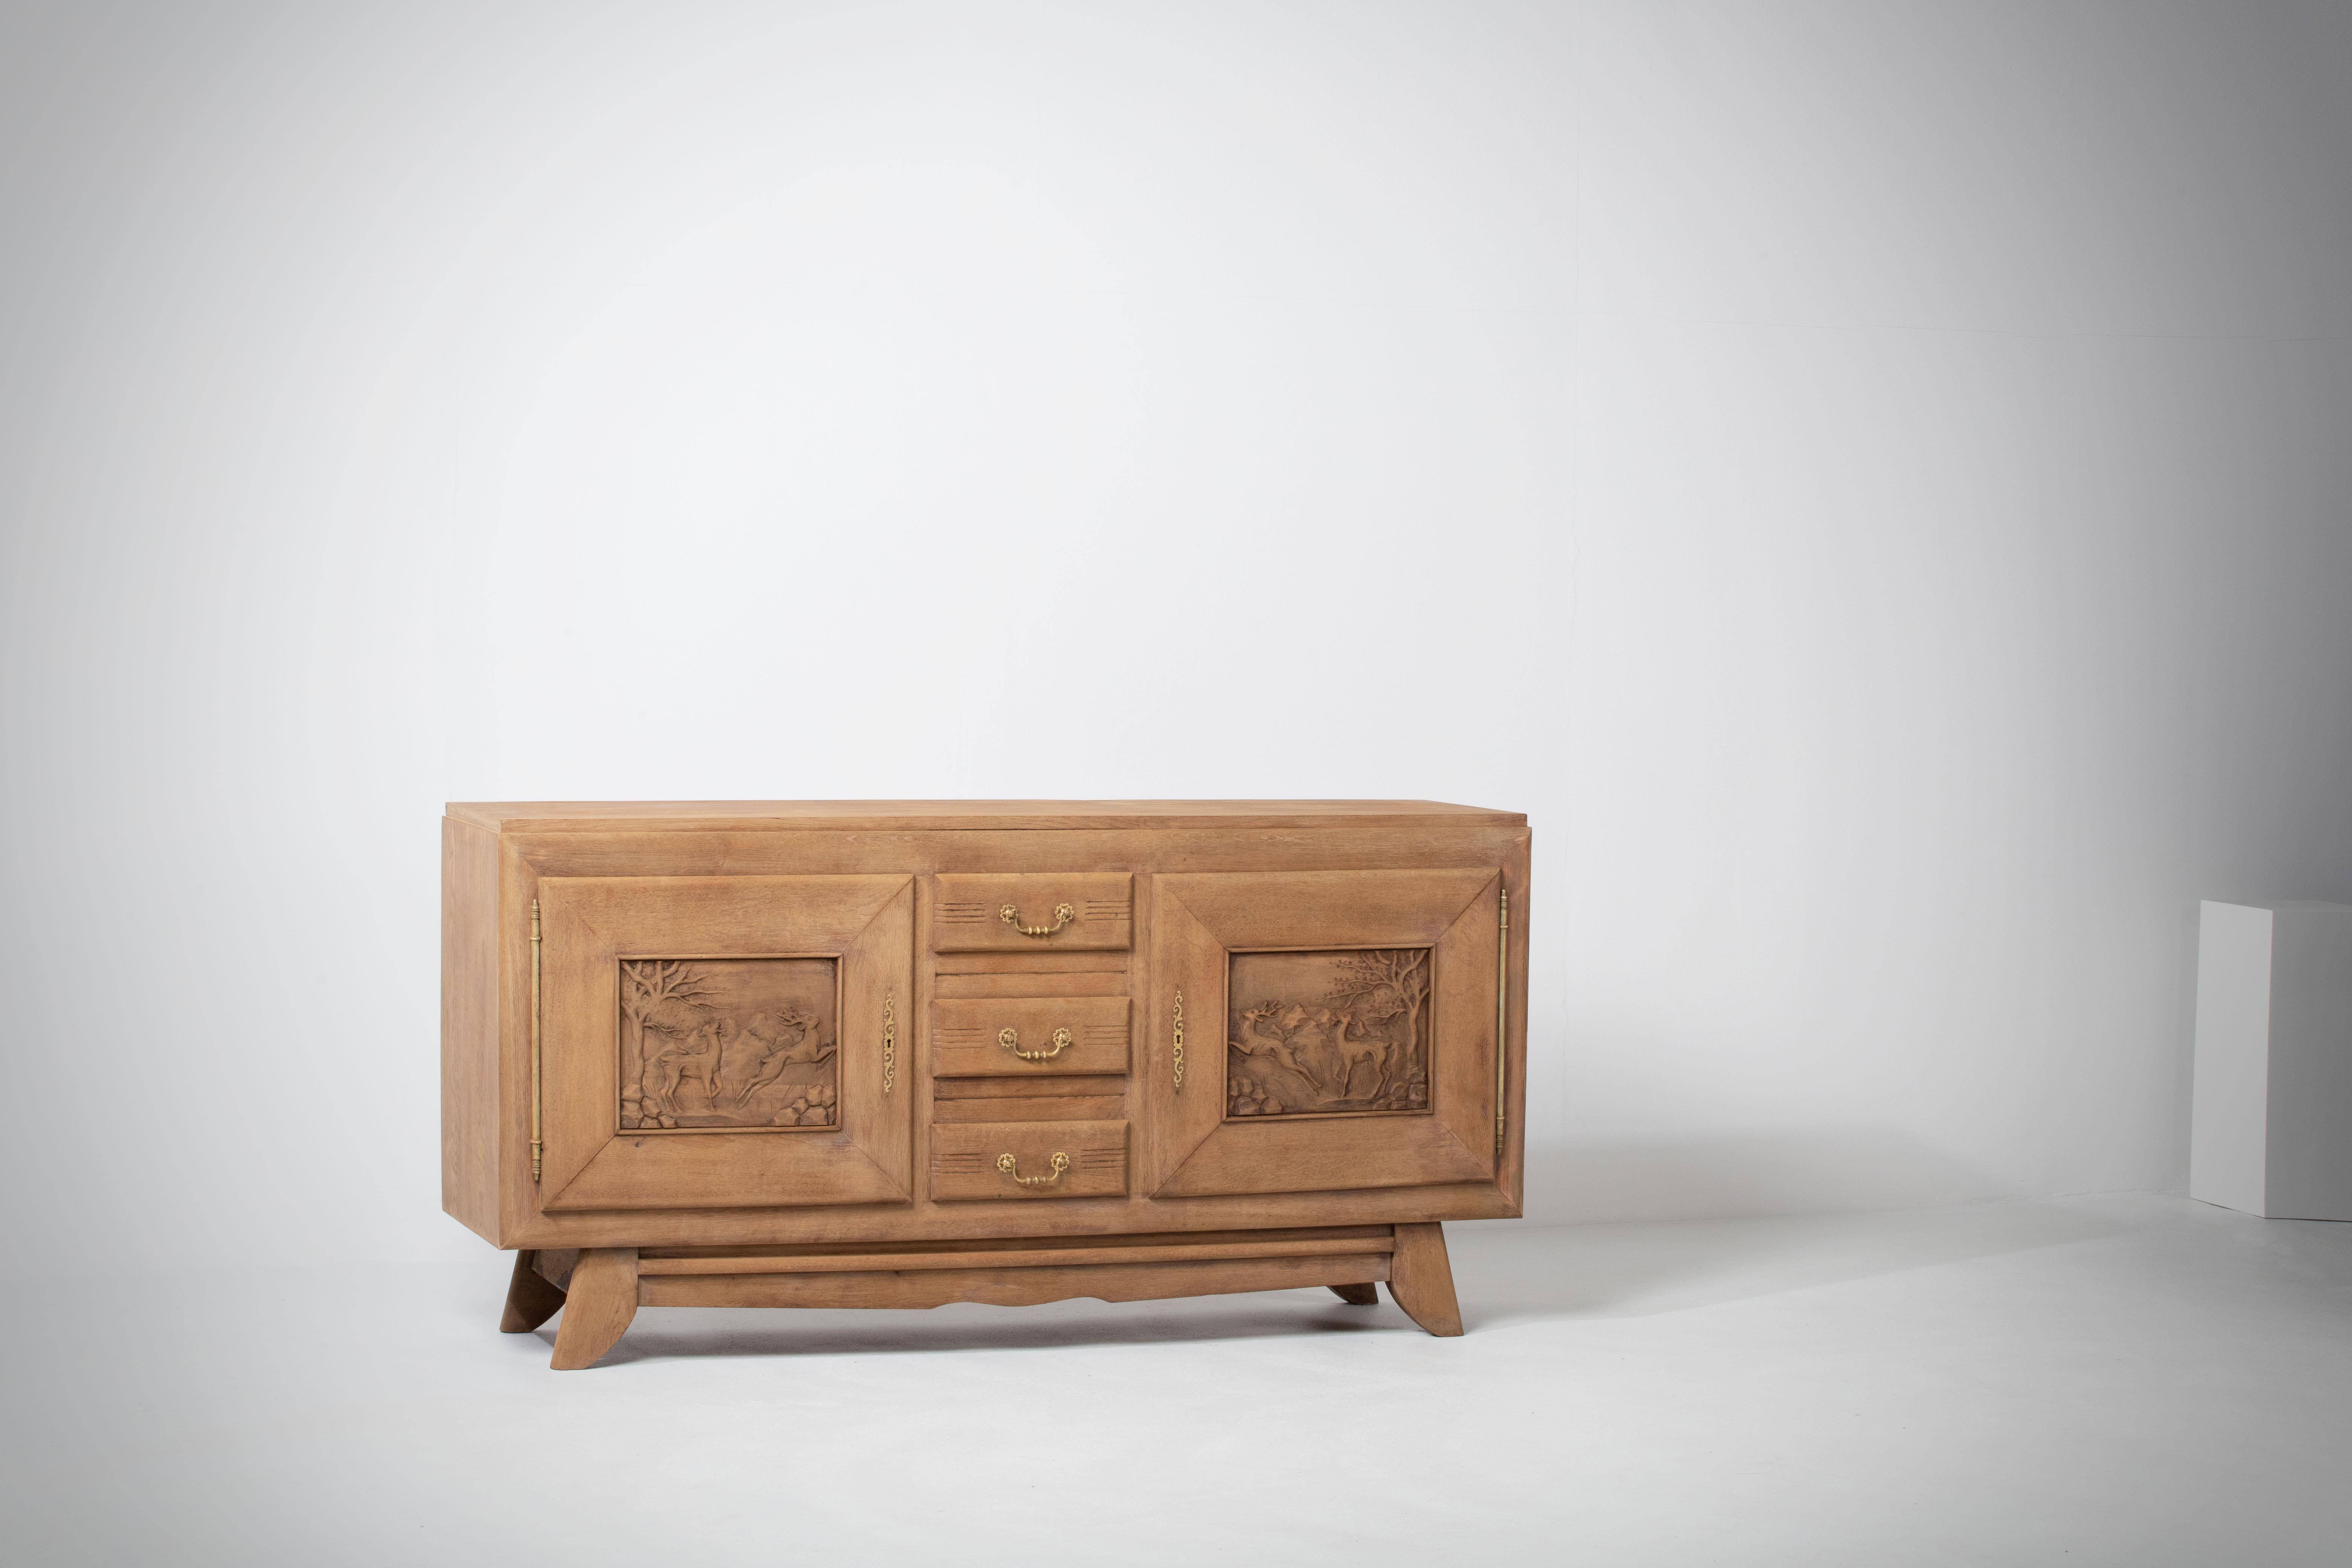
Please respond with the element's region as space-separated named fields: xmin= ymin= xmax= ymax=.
xmin=2190 ymin=900 xmax=2352 ymax=1220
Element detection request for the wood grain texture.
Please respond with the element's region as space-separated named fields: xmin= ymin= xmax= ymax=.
xmin=1386 ymin=1221 xmax=1463 ymax=1337
xmin=933 ymin=950 xmax=1130 ymax=977
xmin=931 ymin=1074 xmax=1130 ymax=1101
xmin=529 ymin=1248 xmax=581 ymax=1289
xmin=641 ymin=1225 xmax=1394 ymax=1261
xmin=441 ymin=803 xmax=1530 ymax=1349
xmin=1500 ymin=844 xmax=1530 ymax=1217
xmin=931 ymin=996 xmax=1130 ymax=1077
xmin=499 ymin=1250 xmax=567 ymax=1332
xmin=929 ymin=1119 xmax=1127 ymax=1201
xmin=507 ymin=1174 xmax=1513 ymax=1251
xmin=933 ymin=968 xmax=1132 ymax=997
xmin=452 ymin=800 xmax=1521 ymax=834
xmin=1329 ymin=1283 xmax=1381 ymax=1305
xmin=1227 ymin=948 xmax=1430 ymax=1117
xmin=537 ymin=876 xmax=914 ymax=1212
xmin=1142 ymin=871 xmax=1502 ymax=1199
xmin=930 ymin=1095 xmax=1127 ymax=1123
xmin=619 ymin=957 xmax=839 ymax=1129
xmin=932 ymin=873 xmax=1133 ymax=953
xmin=637 ymin=1254 xmax=1391 ymax=1311
xmin=441 ymin=816 xmax=502 ymax=1242
xmin=549 ymin=1248 xmax=639 ymax=1369
xmin=507 ymin=823 xmax=1530 ymax=882
xmin=636 ymin=1234 xmax=1392 ymax=1276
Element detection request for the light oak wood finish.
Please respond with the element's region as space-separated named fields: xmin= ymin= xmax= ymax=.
xmin=1386 ymin=1221 xmax=1464 ymax=1337
xmin=640 ymin=1224 xmax=1393 ymax=1262
xmin=1329 ymin=1283 xmax=1381 ymax=1306
xmin=932 ymin=873 xmax=1133 ymax=952
xmin=931 ymin=1094 xmax=1127 ymax=1123
xmin=548 ymin=1248 xmax=639 ymax=1369
xmin=931 ymin=1074 xmax=1129 ymax=1101
xmin=537 ymin=876 xmax=914 ymax=1212
xmin=450 ymin=800 xmax=1515 ymax=833
xmin=1142 ymin=869 xmax=1501 ymax=1198
xmin=442 ymin=801 xmax=1527 ymax=1366
xmin=637 ymin=1254 xmax=1392 ymax=1311
xmin=931 ymin=996 xmax=1130 ymax=1077
xmin=637 ymin=1234 xmax=1390 ymax=1276
xmin=929 ymin=1119 xmax=1129 ymax=1201
xmin=530 ymin=1248 xmax=580 ymax=1290
xmin=441 ymin=818 xmax=501 ymax=1239
xmin=499 ymin=1249 xmax=567 ymax=1333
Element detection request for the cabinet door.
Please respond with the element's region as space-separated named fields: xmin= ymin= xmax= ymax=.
xmin=536 ymin=876 xmax=913 ymax=1211
xmin=1138 ymin=870 xmax=1502 ymax=1197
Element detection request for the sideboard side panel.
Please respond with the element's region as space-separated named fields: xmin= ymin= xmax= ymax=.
xmin=1500 ymin=830 xmax=1531 ymax=1216
xmin=442 ymin=815 xmax=504 ymax=1243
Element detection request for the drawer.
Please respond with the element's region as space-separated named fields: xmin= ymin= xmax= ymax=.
xmin=930 ymin=1119 xmax=1128 ymax=1201
xmin=932 ymin=873 xmax=1133 ymax=952
xmin=931 ymin=997 xmax=1130 ymax=1077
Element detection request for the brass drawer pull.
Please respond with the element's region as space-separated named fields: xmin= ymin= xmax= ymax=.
xmin=996 ymin=1151 xmax=1070 ymax=1187
xmin=998 ymin=1025 xmax=1073 ymax=1061
xmin=1000 ymin=902 xmax=1075 ymax=938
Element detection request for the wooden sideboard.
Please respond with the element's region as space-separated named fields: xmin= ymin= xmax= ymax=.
xmin=443 ymin=800 xmax=1530 ymax=1368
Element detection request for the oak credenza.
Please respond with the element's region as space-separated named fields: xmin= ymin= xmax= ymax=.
xmin=442 ymin=800 xmax=1529 ymax=1367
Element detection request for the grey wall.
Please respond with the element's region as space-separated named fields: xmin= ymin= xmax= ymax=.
xmin=3 ymin=1 xmax=2347 ymax=1270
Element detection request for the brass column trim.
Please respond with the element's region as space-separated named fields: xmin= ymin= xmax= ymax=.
xmin=530 ymin=897 xmax=544 ymax=1184
xmin=1495 ymin=882 xmax=1509 ymax=1158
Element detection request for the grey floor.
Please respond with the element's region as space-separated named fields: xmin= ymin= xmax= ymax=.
xmin=7 ymin=1194 xmax=2347 ymax=1566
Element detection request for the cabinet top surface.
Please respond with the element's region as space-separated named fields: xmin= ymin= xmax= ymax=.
xmin=447 ymin=799 xmax=1525 ymax=834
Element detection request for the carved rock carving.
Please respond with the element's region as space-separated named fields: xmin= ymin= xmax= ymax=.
xmin=1227 ymin=948 xmax=1431 ymax=1118
xmin=619 ymin=958 xmax=839 ymax=1131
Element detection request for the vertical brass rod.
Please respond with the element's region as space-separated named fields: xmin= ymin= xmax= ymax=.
xmin=530 ymin=897 xmax=544 ymax=1184
xmin=1495 ymin=882 xmax=1509 ymax=1158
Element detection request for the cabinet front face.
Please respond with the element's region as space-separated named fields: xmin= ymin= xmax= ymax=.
xmin=536 ymin=876 xmax=914 ymax=1212
xmin=1139 ymin=870 xmax=1504 ymax=1197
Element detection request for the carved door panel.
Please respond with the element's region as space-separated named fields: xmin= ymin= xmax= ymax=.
xmin=536 ymin=876 xmax=914 ymax=1212
xmin=1138 ymin=870 xmax=1503 ymax=1198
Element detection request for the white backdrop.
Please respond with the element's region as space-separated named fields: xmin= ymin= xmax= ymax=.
xmin=3 ymin=1 xmax=2348 ymax=1272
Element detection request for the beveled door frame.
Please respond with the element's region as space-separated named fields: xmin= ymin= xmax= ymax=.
xmin=536 ymin=875 xmax=914 ymax=1212
xmin=1139 ymin=868 xmax=1502 ymax=1198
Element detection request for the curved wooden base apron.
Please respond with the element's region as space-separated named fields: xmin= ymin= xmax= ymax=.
xmin=500 ymin=1227 xmax=1462 ymax=1368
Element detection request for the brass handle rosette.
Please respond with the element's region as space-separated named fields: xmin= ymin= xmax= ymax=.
xmin=1000 ymin=902 xmax=1076 ymax=938
xmin=996 ymin=1152 xmax=1070 ymax=1187
xmin=998 ymin=1025 xmax=1074 ymax=1061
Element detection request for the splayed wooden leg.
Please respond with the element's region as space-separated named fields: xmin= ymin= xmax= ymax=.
xmin=1328 ymin=1283 xmax=1380 ymax=1305
xmin=550 ymin=1248 xmax=640 ymax=1369
xmin=1386 ymin=1223 xmax=1462 ymax=1336
xmin=499 ymin=1250 xmax=568 ymax=1333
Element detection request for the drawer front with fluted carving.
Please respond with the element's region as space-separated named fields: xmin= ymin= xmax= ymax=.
xmin=931 ymin=996 xmax=1130 ymax=1077
xmin=931 ymin=873 xmax=1133 ymax=952
xmin=930 ymin=1119 xmax=1128 ymax=1201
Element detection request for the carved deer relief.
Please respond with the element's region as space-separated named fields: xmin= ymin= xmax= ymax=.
xmin=1226 ymin=948 xmax=1432 ymax=1118
xmin=619 ymin=958 xmax=841 ymax=1131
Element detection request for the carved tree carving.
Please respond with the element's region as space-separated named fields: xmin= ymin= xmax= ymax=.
xmin=1226 ymin=948 xmax=1431 ymax=1119
xmin=619 ymin=958 xmax=838 ymax=1131
xmin=620 ymin=961 xmax=720 ymax=1124
xmin=1320 ymin=949 xmax=1430 ymax=1102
